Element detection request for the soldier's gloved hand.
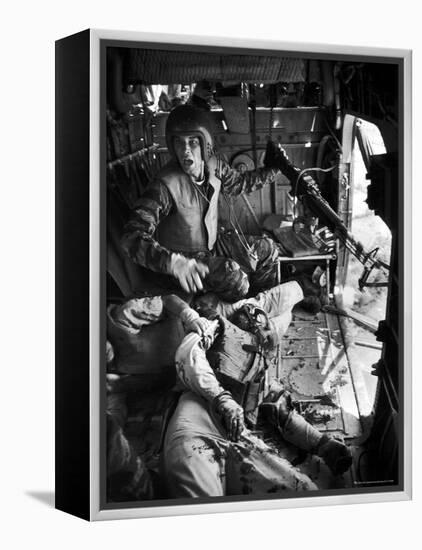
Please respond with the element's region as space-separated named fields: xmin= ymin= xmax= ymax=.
xmin=169 ymin=254 xmax=209 ymax=294
xmin=214 ymin=391 xmax=245 ymax=442
xmin=180 ymin=307 xmax=211 ymax=336
xmin=264 ymin=140 xmax=290 ymax=171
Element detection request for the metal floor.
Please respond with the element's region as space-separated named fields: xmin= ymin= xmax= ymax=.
xmin=258 ymin=305 xmax=368 ymax=490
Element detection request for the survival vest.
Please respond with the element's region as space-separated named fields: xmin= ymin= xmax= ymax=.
xmin=155 ymin=160 xmax=221 ymax=254
xmin=207 ymin=317 xmax=268 ymax=427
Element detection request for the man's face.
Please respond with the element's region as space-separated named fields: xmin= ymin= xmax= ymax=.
xmin=173 ymin=135 xmax=203 ymax=180
xmin=193 ymin=293 xmax=219 ymax=319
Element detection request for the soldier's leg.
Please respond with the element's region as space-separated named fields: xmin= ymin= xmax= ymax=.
xmin=164 ymin=392 xmax=316 ymax=497
xmin=163 ymin=392 xmax=229 ymax=497
xmin=246 ymin=236 xmax=326 ymax=313
xmin=214 ymin=231 xmax=284 ymax=294
xmin=203 ymin=256 xmax=250 ymax=302
xmin=245 ymin=280 xmax=304 ymax=319
xmin=197 ymin=281 xmax=303 ymax=320
xmin=212 ymin=282 xmax=303 ymax=349
xmin=245 ymin=235 xmax=283 ymax=292
xmin=261 ymin=391 xmax=353 ymax=476
xmin=225 ymin=432 xmax=318 ymax=495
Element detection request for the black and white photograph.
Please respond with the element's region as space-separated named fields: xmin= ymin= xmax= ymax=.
xmin=102 ymin=39 xmax=405 ymax=510
xmin=3 ymin=0 xmax=420 ymax=543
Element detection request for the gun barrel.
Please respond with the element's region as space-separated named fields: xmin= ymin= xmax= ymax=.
xmin=278 ymin=155 xmax=388 ymax=274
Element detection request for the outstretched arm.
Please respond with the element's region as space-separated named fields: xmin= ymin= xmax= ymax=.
xmin=175 ymin=328 xmax=223 ymax=401
xmin=175 ymin=326 xmax=245 ymax=441
xmin=121 ymin=181 xmax=174 ymax=274
xmin=162 ymin=294 xmax=211 ymax=336
xmin=213 ymin=156 xmax=279 ymax=197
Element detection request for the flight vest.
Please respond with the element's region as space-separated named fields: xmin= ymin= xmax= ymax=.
xmin=207 ymin=317 xmax=267 ymax=426
xmin=155 ymin=160 xmax=221 ymax=254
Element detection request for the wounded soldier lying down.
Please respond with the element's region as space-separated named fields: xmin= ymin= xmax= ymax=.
xmin=163 ymin=282 xmax=352 ymax=497
xmin=106 ymin=281 xmax=351 ymax=500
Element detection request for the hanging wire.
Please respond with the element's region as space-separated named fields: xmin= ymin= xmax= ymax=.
xmin=222 ymin=193 xmax=254 ymax=255
xmin=323 ymin=115 xmax=343 ymax=152
xmin=214 ymin=152 xmax=254 ymax=255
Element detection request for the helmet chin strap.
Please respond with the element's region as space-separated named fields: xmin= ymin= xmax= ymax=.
xmin=198 ymin=160 xmax=205 ymax=182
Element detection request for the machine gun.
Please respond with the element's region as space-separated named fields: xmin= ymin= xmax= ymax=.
xmin=265 ymin=142 xmax=390 ymax=290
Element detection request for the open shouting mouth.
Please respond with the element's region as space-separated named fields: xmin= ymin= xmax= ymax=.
xmin=183 ymin=158 xmax=194 ymax=168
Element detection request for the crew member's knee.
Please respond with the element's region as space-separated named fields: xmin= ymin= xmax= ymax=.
xmin=205 ymin=256 xmax=249 ymax=302
xmin=164 ymin=435 xmax=226 ymax=498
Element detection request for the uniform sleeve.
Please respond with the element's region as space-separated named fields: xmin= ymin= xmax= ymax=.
xmin=175 ymin=327 xmax=225 ymax=403
xmin=107 ymin=296 xmax=165 ymax=334
xmin=214 ymin=157 xmax=279 ymax=197
xmin=121 ymin=181 xmax=174 ymax=274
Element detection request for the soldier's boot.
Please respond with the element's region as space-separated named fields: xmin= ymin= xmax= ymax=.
xmin=260 ymin=392 xmax=352 ymax=476
xmin=315 ymin=435 xmax=353 ymax=476
xmin=291 ymin=273 xmax=328 ymax=314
